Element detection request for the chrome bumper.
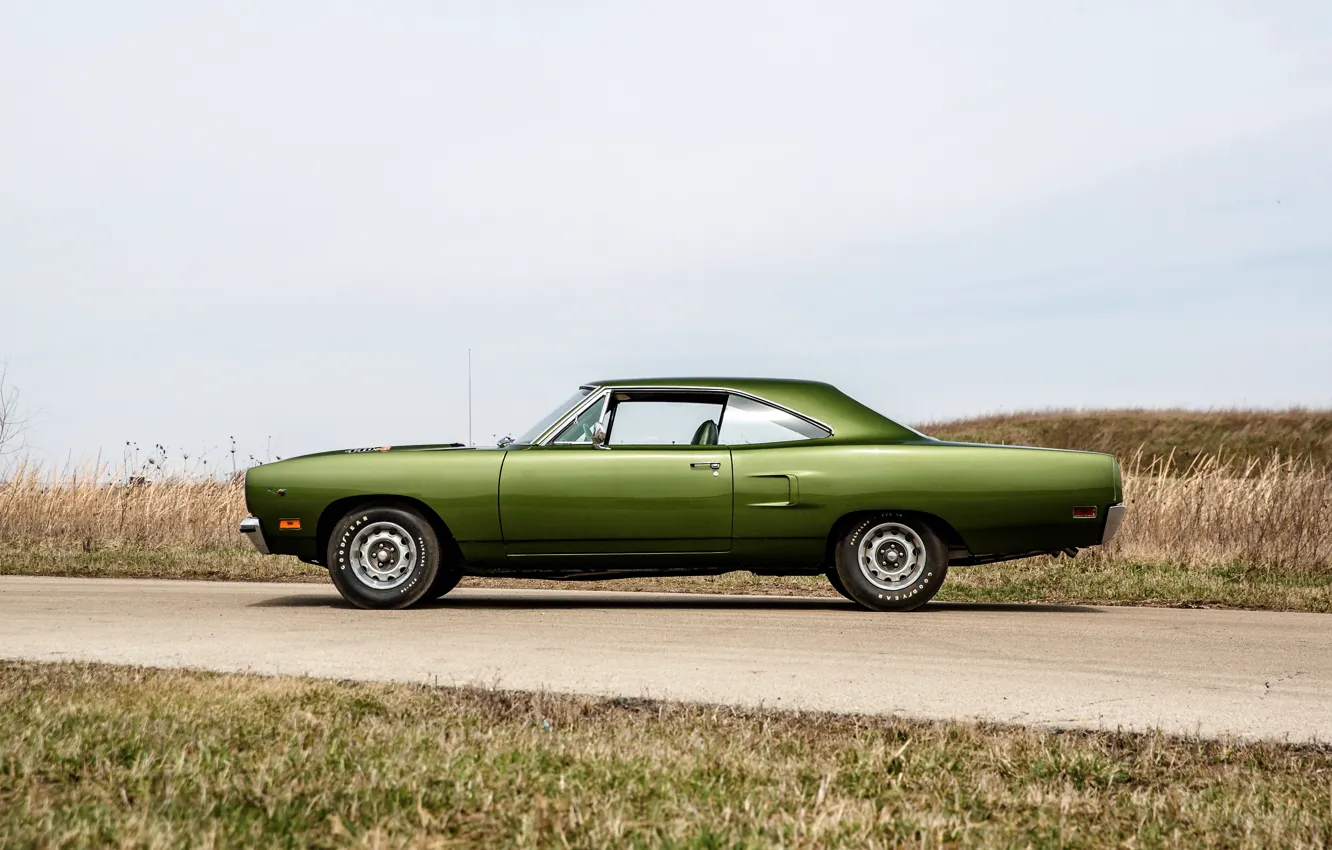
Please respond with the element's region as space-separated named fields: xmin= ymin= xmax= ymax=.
xmin=239 ymin=516 xmax=270 ymax=555
xmin=1102 ymin=504 xmax=1127 ymax=544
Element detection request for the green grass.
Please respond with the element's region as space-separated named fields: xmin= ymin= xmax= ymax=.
xmin=922 ymin=408 xmax=1332 ymax=472
xmin=2 ymin=661 xmax=1330 ymax=848
xmin=5 ymin=547 xmax=1331 ymax=613
xmin=0 ymin=546 xmax=326 ymax=582
xmin=940 ymin=556 xmax=1332 ymax=613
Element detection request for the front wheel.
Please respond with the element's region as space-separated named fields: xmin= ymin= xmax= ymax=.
xmin=327 ymin=505 xmax=441 ymax=609
xmin=832 ymin=513 xmax=948 ymax=612
xmin=425 ymin=550 xmax=463 ymax=600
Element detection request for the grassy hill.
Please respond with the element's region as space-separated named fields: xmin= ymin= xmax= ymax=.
xmin=917 ymin=408 xmax=1332 ymax=472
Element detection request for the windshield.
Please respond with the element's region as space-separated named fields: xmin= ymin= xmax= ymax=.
xmin=511 ymin=387 xmax=593 ymax=445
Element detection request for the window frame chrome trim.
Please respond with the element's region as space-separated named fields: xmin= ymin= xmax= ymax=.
xmin=534 ymin=384 xmax=833 ymax=446
xmin=547 ymin=389 xmax=614 ymax=445
xmin=531 ymin=386 xmax=607 ymax=446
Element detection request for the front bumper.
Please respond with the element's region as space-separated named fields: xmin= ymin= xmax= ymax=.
xmin=239 ymin=516 xmax=270 ymax=555
xmin=1102 ymin=504 xmax=1127 ymax=544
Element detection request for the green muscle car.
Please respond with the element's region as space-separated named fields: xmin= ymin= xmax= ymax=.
xmin=240 ymin=378 xmax=1126 ymax=611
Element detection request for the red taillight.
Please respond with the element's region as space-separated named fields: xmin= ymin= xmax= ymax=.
xmin=1073 ymin=507 xmax=1097 ymax=519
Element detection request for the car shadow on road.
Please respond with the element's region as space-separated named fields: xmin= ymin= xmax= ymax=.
xmin=249 ymin=593 xmax=1097 ymax=614
xmin=923 ymin=601 xmax=1099 ymax=614
xmin=249 ymin=594 xmax=357 ymax=609
xmin=425 ymin=597 xmax=1097 ymax=614
xmin=425 ymin=595 xmax=853 ymax=611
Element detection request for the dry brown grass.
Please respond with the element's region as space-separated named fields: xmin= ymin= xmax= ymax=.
xmin=3 ymin=661 xmax=1330 ymax=848
xmin=0 ymin=463 xmax=244 ymax=552
xmin=2 ymin=451 xmax=1331 ymax=609
xmin=1095 ymin=452 xmax=1332 ymax=575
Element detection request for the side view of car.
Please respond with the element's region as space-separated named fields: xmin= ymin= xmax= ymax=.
xmin=241 ymin=378 xmax=1126 ymax=612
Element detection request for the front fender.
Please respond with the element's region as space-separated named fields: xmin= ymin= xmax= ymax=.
xmin=244 ymin=449 xmax=507 ymax=560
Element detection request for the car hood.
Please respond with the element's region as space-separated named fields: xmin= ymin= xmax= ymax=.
xmin=289 ymin=442 xmax=475 ymax=460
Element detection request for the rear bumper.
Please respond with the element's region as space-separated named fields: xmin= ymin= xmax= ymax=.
xmin=1102 ymin=504 xmax=1127 ymax=544
xmin=239 ymin=516 xmax=270 ymax=555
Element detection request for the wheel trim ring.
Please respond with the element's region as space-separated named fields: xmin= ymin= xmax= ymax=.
xmin=348 ymin=521 xmax=418 ymax=590
xmin=856 ymin=522 xmax=927 ymax=591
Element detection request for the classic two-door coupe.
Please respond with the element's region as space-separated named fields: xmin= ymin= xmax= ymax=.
xmin=241 ymin=378 xmax=1126 ymax=611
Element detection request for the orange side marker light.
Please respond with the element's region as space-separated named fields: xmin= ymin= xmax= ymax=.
xmin=279 ymin=519 xmax=302 ymax=530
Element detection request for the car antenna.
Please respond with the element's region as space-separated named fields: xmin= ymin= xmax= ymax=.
xmin=468 ymin=348 xmax=473 ymax=447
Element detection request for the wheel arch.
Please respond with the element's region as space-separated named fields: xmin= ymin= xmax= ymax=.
xmin=315 ymin=495 xmax=460 ymax=566
xmin=823 ymin=509 xmax=970 ymax=568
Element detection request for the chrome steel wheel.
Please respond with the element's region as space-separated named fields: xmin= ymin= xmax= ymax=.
xmin=856 ymin=521 xmax=927 ymax=591
xmin=347 ymin=521 xmax=418 ymax=590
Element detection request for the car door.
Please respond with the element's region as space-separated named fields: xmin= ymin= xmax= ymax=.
xmin=499 ymin=389 xmax=733 ymax=554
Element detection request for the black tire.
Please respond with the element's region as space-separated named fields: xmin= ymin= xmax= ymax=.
xmin=425 ymin=554 xmax=463 ymax=600
xmin=327 ymin=505 xmax=441 ymax=609
xmin=832 ymin=513 xmax=948 ymax=612
xmin=825 ymin=568 xmax=854 ymax=601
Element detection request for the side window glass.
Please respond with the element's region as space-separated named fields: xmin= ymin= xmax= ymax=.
xmin=551 ymin=396 xmax=605 ymax=444
xmin=718 ymin=394 xmax=830 ymax=444
xmin=608 ymin=400 xmax=725 ymax=446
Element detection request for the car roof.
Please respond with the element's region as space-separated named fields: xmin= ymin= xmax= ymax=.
xmin=583 ymin=377 xmax=922 ymax=442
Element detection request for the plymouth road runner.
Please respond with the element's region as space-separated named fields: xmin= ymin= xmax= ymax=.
xmin=241 ymin=378 xmax=1125 ymax=611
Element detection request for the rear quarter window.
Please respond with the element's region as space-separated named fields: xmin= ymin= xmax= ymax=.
xmin=719 ymin=395 xmax=830 ymax=445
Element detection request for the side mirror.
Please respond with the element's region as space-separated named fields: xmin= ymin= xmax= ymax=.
xmin=591 ymin=419 xmax=611 ymax=450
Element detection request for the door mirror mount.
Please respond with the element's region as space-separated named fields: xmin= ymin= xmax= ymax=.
xmin=591 ymin=419 xmax=611 ymax=450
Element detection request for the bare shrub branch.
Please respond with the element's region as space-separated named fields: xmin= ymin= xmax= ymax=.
xmin=0 ymin=366 xmax=29 ymax=462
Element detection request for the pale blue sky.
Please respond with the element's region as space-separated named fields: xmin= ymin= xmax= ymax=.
xmin=2 ymin=1 xmax=1330 ymax=466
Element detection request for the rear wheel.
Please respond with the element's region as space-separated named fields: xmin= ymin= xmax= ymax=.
xmin=832 ymin=513 xmax=948 ymax=612
xmin=327 ymin=505 xmax=440 ymax=609
xmin=824 ymin=568 xmax=854 ymax=601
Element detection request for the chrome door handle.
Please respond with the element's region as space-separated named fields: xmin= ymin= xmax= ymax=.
xmin=690 ymin=462 xmax=721 ymax=470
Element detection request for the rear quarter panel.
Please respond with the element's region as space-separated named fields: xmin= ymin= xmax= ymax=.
xmin=732 ymin=442 xmax=1117 ymax=557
